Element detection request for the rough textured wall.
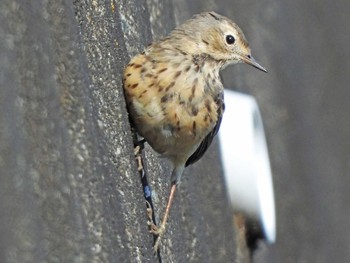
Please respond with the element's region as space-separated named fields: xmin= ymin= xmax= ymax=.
xmin=183 ymin=1 xmax=350 ymax=263
xmin=0 ymin=0 xmax=151 ymax=262
xmin=1 ymin=0 xmax=350 ymax=263
xmin=0 ymin=1 xmax=236 ymax=262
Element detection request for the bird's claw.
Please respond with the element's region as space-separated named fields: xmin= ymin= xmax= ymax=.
xmin=146 ymin=201 xmax=166 ymax=252
xmin=152 ymin=225 xmax=166 ymax=252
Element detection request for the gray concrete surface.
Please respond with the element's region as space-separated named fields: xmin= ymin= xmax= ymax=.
xmin=0 ymin=0 xmax=236 ymax=262
xmin=199 ymin=1 xmax=350 ymax=262
xmin=1 ymin=0 xmax=350 ymax=262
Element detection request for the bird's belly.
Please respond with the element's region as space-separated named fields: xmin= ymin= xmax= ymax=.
xmin=133 ymin=96 xmax=218 ymax=161
xmin=123 ymin=53 xmax=219 ymax=162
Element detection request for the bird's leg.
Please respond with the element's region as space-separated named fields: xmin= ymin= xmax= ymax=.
xmin=133 ymin=138 xmax=159 ymax=238
xmin=151 ymin=183 xmax=177 ymax=252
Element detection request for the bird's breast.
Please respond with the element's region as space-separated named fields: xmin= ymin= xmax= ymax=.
xmin=123 ymin=52 xmax=220 ymax=157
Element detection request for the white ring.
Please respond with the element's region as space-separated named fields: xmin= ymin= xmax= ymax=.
xmin=218 ymin=90 xmax=276 ymax=243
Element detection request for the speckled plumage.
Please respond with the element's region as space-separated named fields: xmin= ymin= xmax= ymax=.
xmin=124 ymin=48 xmax=222 ymax=180
xmin=123 ymin=11 xmax=266 ymax=251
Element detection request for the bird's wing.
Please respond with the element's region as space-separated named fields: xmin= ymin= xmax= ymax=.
xmin=185 ymin=92 xmax=225 ymax=167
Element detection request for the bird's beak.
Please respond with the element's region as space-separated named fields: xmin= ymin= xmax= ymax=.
xmin=240 ymin=55 xmax=267 ymax=73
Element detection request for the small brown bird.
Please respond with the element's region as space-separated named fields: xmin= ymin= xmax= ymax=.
xmin=123 ymin=11 xmax=266 ymax=251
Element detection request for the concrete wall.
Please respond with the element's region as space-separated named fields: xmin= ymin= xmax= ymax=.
xmin=1 ymin=0 xmax=350 ymax=262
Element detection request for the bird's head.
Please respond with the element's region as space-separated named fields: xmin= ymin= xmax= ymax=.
xmin=172 ymin=12 xmax=267 ymax=72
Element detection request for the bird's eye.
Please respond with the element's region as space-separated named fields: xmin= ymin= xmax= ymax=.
xmin=225 ymin=35 xmax=235 ymax=45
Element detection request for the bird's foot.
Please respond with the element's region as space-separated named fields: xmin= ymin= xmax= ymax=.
xmin=146 ymin=202 xmax=156 ymax=230
xmin=134 ymin=145 xmax=144 ymax=172
xmin=146 ymin=202 xmax=166 ymax=252
xmin=152 ymin=225 xmax=166 ymax=252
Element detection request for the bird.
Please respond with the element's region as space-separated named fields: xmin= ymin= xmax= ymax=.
xmin=123 ymin=11 xmax=267 ymax=251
